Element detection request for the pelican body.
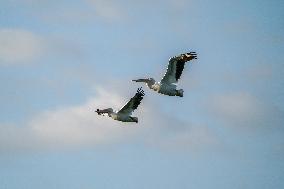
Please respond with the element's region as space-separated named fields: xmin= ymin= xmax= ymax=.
xmin=132 ymin=52 xmax=197 ymax=97
xmin=95 ymin=88 xmax=145 ymax=123
xmin=133 ymin=78 xmax=183 ymax=97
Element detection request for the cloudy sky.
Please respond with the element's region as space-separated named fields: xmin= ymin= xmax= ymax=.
xmin=0 ymin=0 xmax=284 ymax=188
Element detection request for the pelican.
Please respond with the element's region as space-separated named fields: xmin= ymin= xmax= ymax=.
xmin=132 ymin=52 xmax=197 ymax=97
xmin=95 ymin=88 xmax=145 ymax=123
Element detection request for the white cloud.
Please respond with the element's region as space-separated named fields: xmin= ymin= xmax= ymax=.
xmin=29 ymin=87 xmax=138 ymax=148
xmin=0 ymin=87 xmax=135 ymax=153
xmin=0 ymin=29 xmax=44 ymax=64
xmin=0 ymin=86 xmax=218 ymax=153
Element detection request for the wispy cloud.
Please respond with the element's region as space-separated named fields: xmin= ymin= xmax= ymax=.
xmin=87 ymin=0 xmax=125 ymax=21
xmin=0 ymin=29 xmax=44 ymax=64
xmin=0 ymin=28 xmax=87 ymax=66
xmin=28 ymin=0 xmax=126 ymax=24
xmin=205 ymin=92 xmax=284 ymax=130
xmin=20 ymin=0 xmax=192 ymax=25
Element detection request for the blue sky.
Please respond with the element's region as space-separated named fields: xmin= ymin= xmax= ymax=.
xmin=0 ymin=0 xmax=284 ymax=188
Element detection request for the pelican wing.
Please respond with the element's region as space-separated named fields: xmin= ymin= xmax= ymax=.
xmin=118 ymin=88 xmax=145 ymax=116
xmin=161 ymin=52 xmax=197 ymax=85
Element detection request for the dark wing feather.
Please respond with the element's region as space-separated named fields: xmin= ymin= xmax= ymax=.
xmin=175 ymin=59 xmax=185 ymax=81
xmin=161 ymin=58 xmax=178 ymax=84
xmin=118 ymin=88 xmax=145 ymax=116
xmin=161 ymin=52 xmax=197 ymax=85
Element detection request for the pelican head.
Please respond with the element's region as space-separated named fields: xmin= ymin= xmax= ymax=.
xmin=95 ymin=108 xmax=113 ymax=116
xmin=180 ymin=52 xmax=197 ymax=62
xmin=132 ymin=78 xmax=155 ymax=87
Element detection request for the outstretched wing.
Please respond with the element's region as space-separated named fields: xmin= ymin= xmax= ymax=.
xmin=161 ymin=52 xmax=197 ymax=85
xmin=118 ymin=88 xmax=145 ymax=116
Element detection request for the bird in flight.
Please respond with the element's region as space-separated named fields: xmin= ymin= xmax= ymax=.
xmin=132 ymin=52 xmax=197 ymax=97
xmin=95 ymin=88 xmax=145 ymax=123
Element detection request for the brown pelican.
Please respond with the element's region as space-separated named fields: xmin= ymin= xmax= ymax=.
xmin=132 ymin=52 xmax=197 ymax=97
xmin=95 ymin=88 xmax=145 ymax=123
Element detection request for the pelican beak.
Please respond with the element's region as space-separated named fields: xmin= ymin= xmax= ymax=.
xmin=95 ymin=109 xmax=108 ymax=115
xmin=132 ymin=79 xmax=147 ymax=82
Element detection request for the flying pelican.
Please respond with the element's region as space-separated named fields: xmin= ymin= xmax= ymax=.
xmin=132 ymin=52 xmax=197 ymax=97
xmin=95 ymin=88 xmax=145 ymax=123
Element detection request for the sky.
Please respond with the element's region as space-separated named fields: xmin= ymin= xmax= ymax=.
xmin=0 ymin=0 xmax=284 ymax=188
